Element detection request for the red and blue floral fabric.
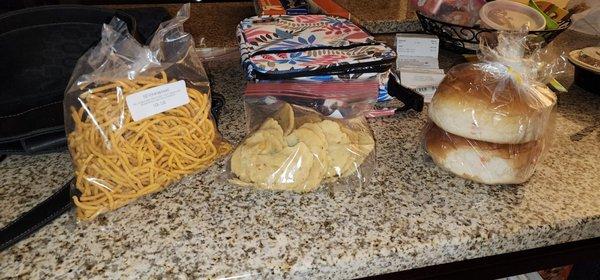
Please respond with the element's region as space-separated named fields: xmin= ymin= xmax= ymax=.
xmin=237 ymin=15 xmax=396 ymax=101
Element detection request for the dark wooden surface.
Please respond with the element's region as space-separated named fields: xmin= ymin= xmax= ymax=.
xmin=360 ymin=237 xmax=600 ymax=280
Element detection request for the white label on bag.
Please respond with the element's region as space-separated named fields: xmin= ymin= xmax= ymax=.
xmin=126 ymin=80 xmax=189 ymax=122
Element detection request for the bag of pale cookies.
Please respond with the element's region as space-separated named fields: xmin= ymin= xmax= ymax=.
xmin=228 ymin=80 xmax=378 ymax=193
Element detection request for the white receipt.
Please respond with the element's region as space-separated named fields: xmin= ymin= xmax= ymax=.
xmin=396 ymin=33 xmax=440 ymax=69
xmin=126 ymin=80 xmax=189 ymax=122
xmin=399 ymin=70 xmax=445 ymax=103
xmin=396 ymin=33 xmax=443 ymax=102
xmin=396 ymin=33 xmax=439 ymax=58
xmin=397 ymin=57 xmax=440 ymax=69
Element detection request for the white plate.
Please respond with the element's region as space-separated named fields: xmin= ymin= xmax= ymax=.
xmin=479 ymin=0 xmax=546 ymax=31
xmin=568 ymin=47 xmax=600 ymax=74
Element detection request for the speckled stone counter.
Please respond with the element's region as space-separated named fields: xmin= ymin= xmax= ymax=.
xmin=334 ymin=0 xmax=421 ymax=34
xmin=109 ymin=2 xmax=256 ymax=47
xmin=1 ymin=7 xmax=599 ymax=278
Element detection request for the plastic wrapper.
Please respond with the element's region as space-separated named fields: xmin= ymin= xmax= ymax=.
xmin=412 ymin=0 xmax=486 ymax=26
xmin=228 ymin=81 xmax=377 ymax=193
xmin=568 ymin=0 xmax=600 ymax=36
xmin=64 ymin=4 xmax=231 ymax=220
xmin=423 ymin=31 xmax=564 ymax=185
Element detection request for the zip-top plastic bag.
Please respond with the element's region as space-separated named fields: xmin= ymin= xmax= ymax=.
xmin=64 ymin=5 xmax=231 ymax=220
xmin=423 ymin=31 xmax=564 ymax=184
xmin=228 ymin=80 xmax=377 ymax=193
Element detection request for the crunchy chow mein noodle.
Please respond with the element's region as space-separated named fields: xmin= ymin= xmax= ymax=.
xmin=68 ymin=72 xmax=231 ymax=220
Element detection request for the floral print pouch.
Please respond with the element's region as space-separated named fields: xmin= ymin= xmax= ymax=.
xmin=237 ymin=15 xmax=397 ymax=101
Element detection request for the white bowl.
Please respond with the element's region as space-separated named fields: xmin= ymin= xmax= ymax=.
xmin=479 ymin=0 xmax=547 ymax=31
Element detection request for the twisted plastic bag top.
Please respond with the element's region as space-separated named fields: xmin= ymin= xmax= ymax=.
xmin=67 ymin=4 xmax=206 ymax=89
xmin=477 ymin=31 xmax=567 ymax=85
xmin=437 ymin=31 xmax=565 ymax=111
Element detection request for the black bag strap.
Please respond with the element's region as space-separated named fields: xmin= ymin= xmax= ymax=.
xmin=386 ymin=71 xmax=424 ymax=113
xmin=0 ymin=101 xmax=67 ymax=155
xmin=0 ymin=177 xmax=73 ymax=252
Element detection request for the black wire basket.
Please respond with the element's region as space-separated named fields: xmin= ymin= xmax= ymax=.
xmin=416 ymin=11 xmax=572 ymax=54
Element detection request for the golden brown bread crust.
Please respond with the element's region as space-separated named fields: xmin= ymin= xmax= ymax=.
xmin=428 ymin=63 xmax=556 ymax=144
xmin=424 ymin=123 xmax=546 ymax=183
xmin=435 ymin=64 xmax=556 ymax=114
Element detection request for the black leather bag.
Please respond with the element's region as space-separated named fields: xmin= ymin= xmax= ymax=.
xmin=0 ymin=6 xmax=137 ymax=155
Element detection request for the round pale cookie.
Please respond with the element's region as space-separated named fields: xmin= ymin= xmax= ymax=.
xmin=316 ymin=120 xmax=356 ymax=178
xmin=248 ymin=142 xmax=315 ymax=192
xmin=290 ymin=104 xmax=322 ymax=128
xmin=286 ymin=122 xmax=331 ymax=175
xmin=272 ymin=103 xmax=295 ymax=135
xmin=231 ymin=118 xmax=285 ymax=181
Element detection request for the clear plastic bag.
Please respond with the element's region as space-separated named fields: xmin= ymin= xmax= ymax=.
xmin=568 ymin=0 xmax=599 ymax=36
xmin=228 ymin=81 xmax=377 ymax=193
xmin=64 ymin=4 xmax=231 ymax=220
xmin=424 ymin=31 xmax=563 ymax=184
xmin=412 ymin=0 xmax=486 ymax=26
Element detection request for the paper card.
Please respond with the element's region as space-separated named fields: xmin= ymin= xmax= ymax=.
xmin=397 ymin=56 xmax=440 ymax=69
xmin=126 ymin=80 xmax=189 ymax=122
xmin=399 ymin=70 xmax=445 ymax=103
xmin=399 ymin=71 xmax=445 ymax=87
xmin=396 ymin=33 xmax=439 ymax=58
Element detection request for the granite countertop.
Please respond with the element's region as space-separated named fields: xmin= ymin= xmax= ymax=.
xmin=109 ymin=2 xmax=256 ymax=47
xmin=334 ymin=0 xmax=422 ymax=34
xmin=1 ymin=3 xmax=600 ymax=278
